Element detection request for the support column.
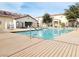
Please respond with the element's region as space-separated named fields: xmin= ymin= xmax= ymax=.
xmin=5 ymin=21 xmax=7 ymax=30
xmin=58 ymin=20 xmax=59 ymax=28
xmin=53 ymin=20 xmax=54 ymax=28
xmin=13 ymin=20 xmax=16 ymax=29
xmin=23 ymin=22 xmax=25 ymax=28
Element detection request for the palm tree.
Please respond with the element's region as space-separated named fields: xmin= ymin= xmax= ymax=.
xmin=64 ymin=3 xmax=79 ymax=27
xmin=42 ymin=13 xmax=52 ymax=27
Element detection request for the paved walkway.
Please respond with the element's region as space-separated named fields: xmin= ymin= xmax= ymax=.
xmin=0 ymin=29 xmax=79 ymax=57
xmin=9 ymin=28 xmax=42 ymax=33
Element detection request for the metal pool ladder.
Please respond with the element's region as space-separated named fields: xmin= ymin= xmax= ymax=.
xmin=29 ymin=26 xmax=39 ymax=39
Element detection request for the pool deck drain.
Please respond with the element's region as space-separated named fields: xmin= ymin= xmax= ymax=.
xmin=0 ymin=29 xmax=79 ymax=57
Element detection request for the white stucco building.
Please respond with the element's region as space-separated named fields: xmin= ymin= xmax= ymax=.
xmin=36 ymin=14 xmax=68 ymax=27
xmin=0 ymin=10 xmax=38 ymax=30
xmin=15 ymin=15 xmax=38 ymax=28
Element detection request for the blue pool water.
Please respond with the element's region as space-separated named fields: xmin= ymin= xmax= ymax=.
xmin=16 ymin=28 xmax=73 ymax=40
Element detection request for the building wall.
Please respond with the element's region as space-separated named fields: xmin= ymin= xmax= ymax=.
xmin=36 ymin=14 xmax=68 ymax=27
xmin=51 ymin=15 xmax=68 ymax=27
xmin=51 ymin=15 xmax=68 ymax=24
xmin=36 ymin=17 xmax=43 ymax=27
xmin=0 ymin=16 xmax=14 ymax=30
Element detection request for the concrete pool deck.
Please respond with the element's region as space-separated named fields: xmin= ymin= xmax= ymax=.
xmin=0 ymin=28 xmax=79 ymax=57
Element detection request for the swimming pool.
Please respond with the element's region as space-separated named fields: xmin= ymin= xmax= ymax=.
xmin=16 ymin=28 xmax=74 ymax=40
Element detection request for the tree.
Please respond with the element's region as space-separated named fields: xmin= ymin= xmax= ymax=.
xmin=64 ymin=3 xmax=79 ymax=27
xmin=42 ymin=13 xmax=52 ymax=26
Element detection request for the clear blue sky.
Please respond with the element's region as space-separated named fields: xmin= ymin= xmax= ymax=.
xmin=0 ymin=2 xmax=76 ymax=17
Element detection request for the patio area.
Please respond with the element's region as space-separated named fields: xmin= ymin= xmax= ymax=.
xmin=0 ymin=28 xmax=79 ymax=57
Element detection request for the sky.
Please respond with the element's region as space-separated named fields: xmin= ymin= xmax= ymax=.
xmin=0 ymin=2 xmax=77 ymax=17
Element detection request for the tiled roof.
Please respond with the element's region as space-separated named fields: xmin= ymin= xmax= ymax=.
xmin=0 ymin=10 xmax=23 ymax=18
xmin=50 ymin=14 xmax=64 ymax=16
xmin=36 ymin=13 xmax=64 ymax=18
xmin=0 ymin=10 xmax=31 ymax=19
xmin=15 ymin=15 xmax=38 ymax=22
xmin=0 ymin=10 xmax=37 ymax=21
